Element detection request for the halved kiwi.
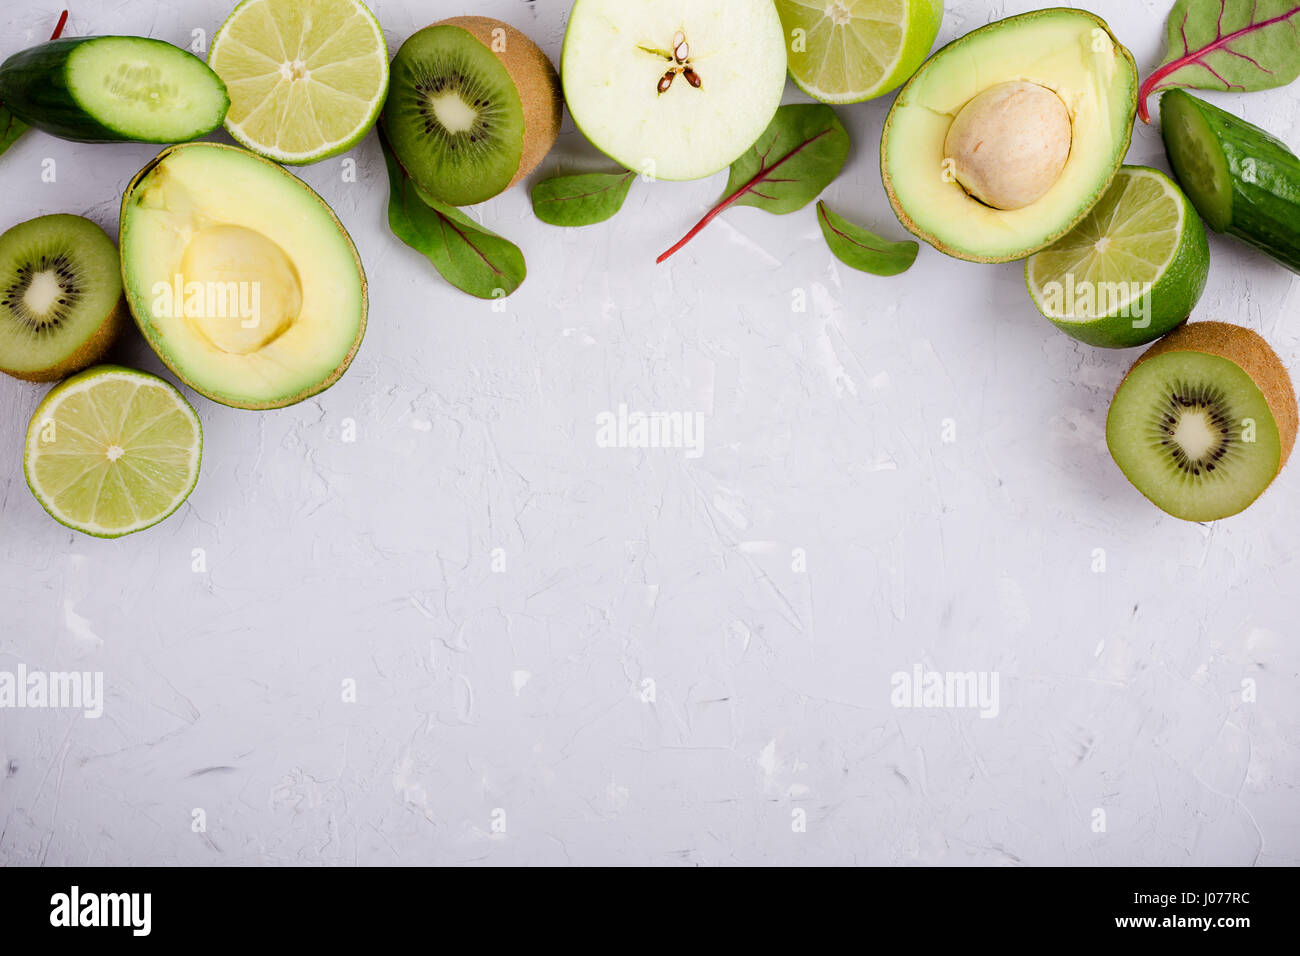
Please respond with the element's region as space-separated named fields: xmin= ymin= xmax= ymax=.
xmin=383 ymin=16 xmax=561 ymax=206
xmin=0 ymin=214 xmax=126 ymax=382
xmin=1106 ymin=321 xmax=1298 ymax=521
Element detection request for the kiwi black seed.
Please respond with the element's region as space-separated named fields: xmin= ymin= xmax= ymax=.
xmin=411 ymin=54 xmax=507 ymax=164
xmin=1107 ymin=321 xmax=1298 ymax=521
xmin=1149 ymin=380 xmax=1235 ymax=477
xmin=383 ymin=17 xmax=561 ymax=207
xmin=0 ymin=214 xmax=126 ymax=383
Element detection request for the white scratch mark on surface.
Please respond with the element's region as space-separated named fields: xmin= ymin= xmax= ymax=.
xmin=63 ymin=598 xmax=101 ymax=646
xmin=757 ymin=739 xmax=778 ymax=778
xmin=712 ymin=487 xmax=749 ymax=530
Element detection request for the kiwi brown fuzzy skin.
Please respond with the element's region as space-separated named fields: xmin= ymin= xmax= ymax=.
xmin=0 ymin=213 xmax=129 ymax=384
xmin=1109 ymin=321 xmax=1298 ymax=520
xmin=1 ymin=295 xmax=128 ymax=383
xmin=1121 ymin=321 xmax=1298 ymax=470
xmin=434 ymin=16 xmax=562 ymax=190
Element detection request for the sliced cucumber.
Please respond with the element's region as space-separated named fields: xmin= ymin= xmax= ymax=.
xmin=0 ymin=36 xmax=228 ymax=144
xmin=1161 ymin=89 xmax=1300 ymax=275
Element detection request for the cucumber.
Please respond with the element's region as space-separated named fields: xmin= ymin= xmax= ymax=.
xmin=0 ymin=36 xmax=228 ymax=144
xmin=1160 ymin=89 xmax=1300 ymax=275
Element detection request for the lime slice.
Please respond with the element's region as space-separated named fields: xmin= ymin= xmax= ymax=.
xmin=774 ymin=0 xmax=942 ymax=104
xmin=25 ymin=366 xmax=202 ymax=538
xmin=1026 ymin=166 xmax=1211 ymax=349
xmin=208 ymin=0 xmax=389 ymax=164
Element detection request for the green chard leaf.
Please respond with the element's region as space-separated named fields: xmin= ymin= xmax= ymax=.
xmin=816 ymin=202 xmax=918 ymax=277
xmin=724 ymin=105 xmax=851 ymax=214
xmin=0 ymin=111 xmax=30 ymax=158
xmin=380 ymin=127 xmax=526 ymax=300
xmin=658 ymin=104 xmax=850 ymax=262
xmin=0 ymin=10 xmax=68 ymax=160
xmin=532 ymin=169 xmax=636 ymax=227
xmin=1139 ymin=0 xmax=1300 ymax=123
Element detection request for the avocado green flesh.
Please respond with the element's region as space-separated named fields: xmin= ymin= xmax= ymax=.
xmin=1106 ymin=351 xmax=1280 ymax=521
xmin=119 ymin=144 xmax=367 ymax=410
xmin=883 ymin=8 xmax=1138 ymax=263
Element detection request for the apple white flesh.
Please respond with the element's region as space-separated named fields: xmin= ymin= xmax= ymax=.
xmin=562 ymin=0 xmax=788 ymax=181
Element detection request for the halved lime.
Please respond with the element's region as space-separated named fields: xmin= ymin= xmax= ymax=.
xmin=208 ymin=0 xmax=389 ymax=164
xmin=25 ymin=366 xmax=202 ymax=538
xmin=774 ymin=0 xmax=942 ymax=104
xmin=1026 ymin=166 xmax=1210 ymax=349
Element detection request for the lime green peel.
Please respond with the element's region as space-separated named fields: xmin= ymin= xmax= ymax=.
xmin=774 ymin=0 xmax=943 ymax=104
xmin=208 ymin=0 xmax=389 ymax=164
xmin=1026 ymin=166 xmax=1210 ymax=349
xmin=24 ymin=366 xmax=202 ymax=538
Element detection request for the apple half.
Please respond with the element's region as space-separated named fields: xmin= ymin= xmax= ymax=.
xmin=561 ymin=0 xmax=787 ymax=181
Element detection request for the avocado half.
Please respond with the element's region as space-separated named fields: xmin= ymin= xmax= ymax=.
xmin=881 ymin=8 xmax=1138 ymax=264
xmin=119 ymin=143 xmax=368 ymax=410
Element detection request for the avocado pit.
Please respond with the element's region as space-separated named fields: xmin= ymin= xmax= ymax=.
xmin=178 ymin=224 xmax=301 ymax=356
xmin=944 ymin=80 xmax=1072 ymax=211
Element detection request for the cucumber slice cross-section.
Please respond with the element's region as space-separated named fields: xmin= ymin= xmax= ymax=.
xmin=0 ymin=36 xmax=228 ymax=144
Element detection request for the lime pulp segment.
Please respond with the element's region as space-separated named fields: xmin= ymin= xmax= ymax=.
xmin=25 ymin=367 xmax=202 ymax=537
xmin=775 ymin=0 xmax=936 ymax=103
xmin=208 ymin=0 xmax=389 ymax=163
xmin=1028 ymin=168 xmax=1183 ymax=321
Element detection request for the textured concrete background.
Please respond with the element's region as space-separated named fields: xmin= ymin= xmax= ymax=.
xmin=1 ymin=0 xmax=1297 ymax=866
